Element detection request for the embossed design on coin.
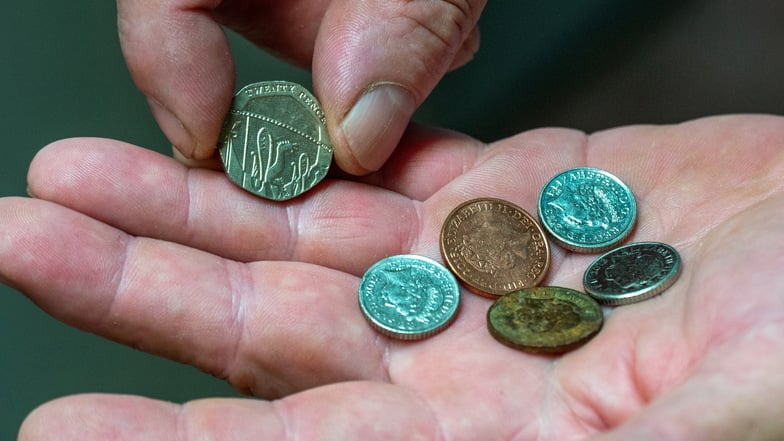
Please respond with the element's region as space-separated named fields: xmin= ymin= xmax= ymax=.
xmin=440 ymin=198 xmax=550 ymax=298
xmin=583 ymin=241 xmax=681 ymax=305
xmin=487 ymin=287 xmax=603 ymax=354
xmin=218 ymin=81 xmax=333 ymax=201
xmin=538 ymin=167 xmax=637 ymax=253
xmin=359 ymin=255 xmax=460 ymax=340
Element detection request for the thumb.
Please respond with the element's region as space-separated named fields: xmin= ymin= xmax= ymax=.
xmin=313 ymin=0 xmax=485 ymax=175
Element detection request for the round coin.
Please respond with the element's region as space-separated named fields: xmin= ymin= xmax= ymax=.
xmin=440 ymin=198 xmax=550 ymax=298
xmin=359 ymin=255 xmax=460 ymax=340
xmin=538 ymin=167 xmax=637 ymax=253
xmin=583 ymin=241 xmax=682 ymax=305
xmin=487 ymin=286 xmax=603 ymax=354
xmin=218 ymin=81 xmax=333 ymax=201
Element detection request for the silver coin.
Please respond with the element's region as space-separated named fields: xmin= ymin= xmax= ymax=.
xmin=583 ymin=241 xmax=682 ymax=305
xmin=359 ymin=255 xmax=461 ymax=340
xmin=538 ymin=167 xmax=637 ymax=253
xmin=218 ymin=81 xmax=333 ymax=201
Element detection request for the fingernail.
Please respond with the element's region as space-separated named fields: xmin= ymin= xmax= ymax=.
xmin=171 ymin=147 xmax=223 ymax=170
xmin=341 ymin=83 xmax=416 ymax=173
xmin=147 ymin=97 xmax=198 ymax=158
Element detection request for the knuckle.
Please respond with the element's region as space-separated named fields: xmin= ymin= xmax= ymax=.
xmin=428 ymin=0 xmax=484 ymax=45
xmin=398 ymin=0 xmax=485 ymax=54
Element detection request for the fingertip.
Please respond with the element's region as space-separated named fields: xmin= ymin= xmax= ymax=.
xmin=148 ymin=97 xmax=197 ymax=159
xmin=172 ymin=146 xmax=224 ymax=170
xmin=26 ymin=138 xmax=83 ymax=201
xmin=448 ymin=26 xmax=481 ymax=71
xmin=18 ymin=394 xmax=179 ymax=441
xmin=336 ymin=83 xmax=416 ymax=175
xmin=18 ymin=395 xmax=91 ymax=441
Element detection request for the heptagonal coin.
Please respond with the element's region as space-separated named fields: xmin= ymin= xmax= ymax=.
xmin=218 ymin=81 xmax=333 ymax=201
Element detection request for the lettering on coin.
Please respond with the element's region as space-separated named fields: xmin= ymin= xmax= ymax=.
xmin=441 ymin=198 xmax=550 ymax=297
xmin=539 ymin=168 xmax=637 ymax=252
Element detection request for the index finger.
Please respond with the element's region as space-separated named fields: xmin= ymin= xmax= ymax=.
xmin=0 ymin=196 xmax=388 ymax=398
xmin=117 ymin=0 xmax=235 ymax=160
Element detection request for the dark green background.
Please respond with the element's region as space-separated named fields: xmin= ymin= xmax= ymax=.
xmin=2 ymin=0 xmax=782 ymax=438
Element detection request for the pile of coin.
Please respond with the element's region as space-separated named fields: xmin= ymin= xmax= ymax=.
xmin=360 ymin=167 xmax=682 ymax=354
xmin=215 ymin=82 xmax=681 ymax=353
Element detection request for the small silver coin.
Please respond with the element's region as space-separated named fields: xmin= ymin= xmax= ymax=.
xmin=218 ymin=81 xmax=333 ymax=201
xmin=538 ymin=167 xmax=637 ymax=253
xmin=583 ymin=242 xmax=682 ymax=305
xmin=359 ymin=255 xmax=460 ymax=340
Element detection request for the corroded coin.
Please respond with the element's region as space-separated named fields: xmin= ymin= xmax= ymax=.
xmin=583 ymin=241 xmax=682 ymax=305
xmin=487 ymin=286 xmax=603 ymax=354
xmin=538 ymin=167 xmax=637 ymax=253
xmin=359 ymin=255 xmax=460 ymax=340
xmin=440 ymin=198 xmax=550 ymax=298
xmin=218 ymin=81 xmax=333 ymax=201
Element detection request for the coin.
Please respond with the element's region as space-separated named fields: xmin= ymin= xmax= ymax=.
xmin=487 ymin=286 xmax=603 ymax=354
xmin=538 ymin=167 xmax=637 ymax=253
xmin=440 ymin=198 xmax=550 ymax=298
xmin=359 ymin=255 xmax=460 ymax=340
xmin=583 ymin=241 xmax=682 ymax=305
xmin=218 ymin=81 xmax=333 ymax=201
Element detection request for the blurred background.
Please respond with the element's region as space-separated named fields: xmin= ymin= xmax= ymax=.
xmin=1 ymin=0 xmax=783 ymax=437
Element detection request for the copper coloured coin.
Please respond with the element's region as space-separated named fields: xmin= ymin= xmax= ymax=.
xmin=440 ymin=198 xmax=551 ymax=297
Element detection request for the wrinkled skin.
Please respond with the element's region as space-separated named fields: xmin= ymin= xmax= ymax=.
xmin=116 ymin=0 xmax=485 ymax=174
xmin=3 ymin=115 xmax=784 ymax=440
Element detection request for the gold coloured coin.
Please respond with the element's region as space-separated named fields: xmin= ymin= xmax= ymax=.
xmin=487 ymin=286 xmax=603 ymax=354
xmin=440 ymin=198 xmax=550 ymax=297
xmin=218 ymin=81 xmax=333 ymax=201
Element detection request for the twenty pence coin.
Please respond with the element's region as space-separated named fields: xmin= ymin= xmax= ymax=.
xmin=359 ymin=255 xmax=460 ymax=340
xmin=583 ymin=241 xmax=682 ymax=305
xmin=487 ymin=286 xmax=603 ymax=354
xmin=218 ymin=81 xmax=333 ymax=201
xmin=538 ymin=167 xmax=637 ymax=253
xmin=440 ymin=198 xmax=550 ymax=298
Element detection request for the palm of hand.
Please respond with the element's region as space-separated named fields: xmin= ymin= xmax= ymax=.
xmin=6 ymin=115 xmax=784 ymax=440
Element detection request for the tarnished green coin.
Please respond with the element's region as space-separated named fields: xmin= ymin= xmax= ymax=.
xmin=218 ymin=81 xmax=333 ymax=201
xmin=583 ymin=241 xmax=682 ymax=305
xmin=538 ymin=167 xmax=637 ymax=253
xmin=487 ymin=286 xmax=603 ymax=354
xmin=359 ymin=255 xmax=460 ymax=340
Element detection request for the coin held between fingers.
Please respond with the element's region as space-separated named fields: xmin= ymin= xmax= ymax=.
xmin=218 ymin=81 xmax=333 ymax=201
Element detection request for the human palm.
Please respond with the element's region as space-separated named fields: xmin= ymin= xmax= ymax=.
xmin=5 ymin=115 xmax=784 ymax=440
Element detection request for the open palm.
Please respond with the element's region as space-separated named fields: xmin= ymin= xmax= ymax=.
xmin=5 ymin=115 xmax=784 ymax=440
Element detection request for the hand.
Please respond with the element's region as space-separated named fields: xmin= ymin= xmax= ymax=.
xmin=117 ymin=0 xmax=485 ymax=174
xmin=5 ymin=115 xmax=784 ymax=440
